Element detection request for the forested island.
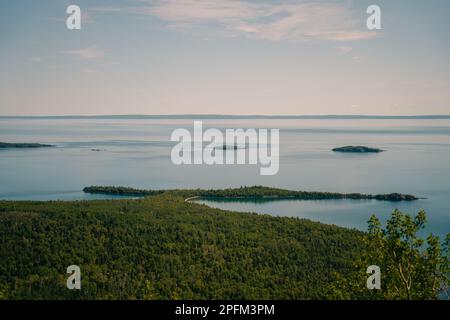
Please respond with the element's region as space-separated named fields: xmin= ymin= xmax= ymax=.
xmin=83 ymin=185 xmax=418 ymax=201
xmin=332 ymin=146 xmax=383 ymax=153
xmin=0 ymin=142 xmax=54 ymax=148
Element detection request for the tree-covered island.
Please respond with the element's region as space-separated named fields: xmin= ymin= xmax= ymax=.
xmin=332 ymin=146 xmax=384 ymax=153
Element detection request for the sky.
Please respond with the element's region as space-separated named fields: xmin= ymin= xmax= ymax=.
xmin=0 ymin=0 xmax=450 ymax=116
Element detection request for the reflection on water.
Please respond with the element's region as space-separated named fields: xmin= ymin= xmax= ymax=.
xmin=195 ymin=198 xmax=447 ymax=238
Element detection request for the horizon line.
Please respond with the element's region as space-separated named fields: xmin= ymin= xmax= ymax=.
xmin=1 ymin=114 xmax=450 ymax=119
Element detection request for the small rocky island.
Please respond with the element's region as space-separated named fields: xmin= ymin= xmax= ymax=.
xmin=0 ymin=142 xmax=54 ymax=148
xmin=221 ymin=145 xmax=238 ymax=150
xmin=215 ymin=144 xmax=246 ymax=150
xmin=332 ymin=146 xmax=383 ymax=153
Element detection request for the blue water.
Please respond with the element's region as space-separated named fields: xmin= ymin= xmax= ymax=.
xmin=0 ymin=117 xmax=449 ymax=237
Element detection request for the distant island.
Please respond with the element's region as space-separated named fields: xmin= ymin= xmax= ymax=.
xmin=211 ymin=143 xmax=247 ymax=150
xmin=0 ymin=142 xmax=54 ymax=148
xmin=83 ymin=185 xmax=418 ymax=202
xmin=218 ymin=144 xmax=244 ymax=150
xmin=220 ymin=144 xmax=238 ymax=150
xmin=332 ymin=146 xmax=383 ymax=153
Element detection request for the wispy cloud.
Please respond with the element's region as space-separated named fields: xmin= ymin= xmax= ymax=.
xmin=92 ymin=0 xmax=379 ymax=42
xmin=337 ymin=46 xmax=363 ymax=62
xmin=338 ymin=46 xmax=353 ymax=53
xmin=61 ymin=46 xmax=104 ymax=60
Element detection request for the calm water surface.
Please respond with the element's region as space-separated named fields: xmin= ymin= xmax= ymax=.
xmin=0 ymin=118 xmax=449 ymax=237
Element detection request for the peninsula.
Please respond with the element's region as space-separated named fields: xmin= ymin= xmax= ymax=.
xmin=83 ymin=185 xmax=418 ymax=202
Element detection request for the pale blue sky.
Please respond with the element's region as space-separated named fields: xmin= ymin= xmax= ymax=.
xmin=1 ymin=0 xmax=449 ymax=115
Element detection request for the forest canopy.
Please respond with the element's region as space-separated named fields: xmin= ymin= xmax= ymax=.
xmin=0 ymin=192 xmax=447 ymax=299
xmin=83 ymin=185 xmax=418 ymax=201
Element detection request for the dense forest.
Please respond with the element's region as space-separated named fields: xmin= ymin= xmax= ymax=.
xmin=83 ymin=185 xmax=418 ymax=201
xmin=0 ymin=193 xmax=364 ymax=299
xmin=0 ymin=190 xmax=447 ymax=299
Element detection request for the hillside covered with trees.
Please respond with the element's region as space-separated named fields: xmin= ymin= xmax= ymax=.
xmin=0 ymin=193 xmax=364 ymax=299
xmin=0 ymin=191 xmax=447 ymax=299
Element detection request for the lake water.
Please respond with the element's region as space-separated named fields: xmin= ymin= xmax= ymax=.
xmin=0 ymin=117 xmax=449 ymax=237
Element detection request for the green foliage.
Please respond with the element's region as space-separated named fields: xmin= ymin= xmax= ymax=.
xmin=327 ymin=210 xmax=449 ymax=300
xmin=1 ymin=193 xmax=445 ymax=300
xmin=0 ymin=194 xmax=364 ymax=299
xmin=83 ymin=186 xmax=164 ymax=196
xmin=84 ymin=185 xmax=418 ymax=202
xmin=0 ymin=142 xmax=54 ymax=148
